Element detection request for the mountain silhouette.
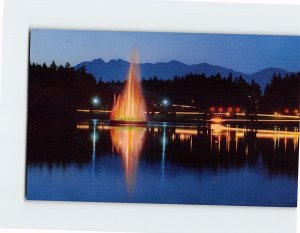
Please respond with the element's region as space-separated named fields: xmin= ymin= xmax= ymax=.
xmin=74 ymin=59 xmax=294 ymax=90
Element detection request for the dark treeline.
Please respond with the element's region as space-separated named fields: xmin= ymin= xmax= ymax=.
xmin=29 ymin=62 xmax=110 ymax=122
xmin=28 ymin=62 xmax=300 ymax=119
xmin=262 ymin=73 xmax=300 ymax=112
xmin=142 ymin=73 xmax=261 ymax=110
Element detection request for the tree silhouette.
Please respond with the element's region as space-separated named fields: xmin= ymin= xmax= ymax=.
xmin=28 ymin=62 xmax=299 ymax=118
xmin=261 ymin=72 xmax=300 ymax=112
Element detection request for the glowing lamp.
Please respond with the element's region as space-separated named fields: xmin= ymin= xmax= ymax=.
xmin=209 ymin=106 xmax=216 ymax=112
xmin=211 ymin=117 xmax=223 ymax=124
xmin=162 ymin=99 xmax=169 ymax=106
xmin=92 ymin=96 xmax=101 ymax=106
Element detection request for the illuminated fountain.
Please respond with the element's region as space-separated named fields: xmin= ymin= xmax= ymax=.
xmin=109 ymin=50 xmax=148 ymax=191
xmin=110 ymin=50 xmax=147 ymax=125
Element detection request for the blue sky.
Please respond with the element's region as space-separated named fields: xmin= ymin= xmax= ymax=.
xmin=30 ymin=29 xmax=300 ymax=74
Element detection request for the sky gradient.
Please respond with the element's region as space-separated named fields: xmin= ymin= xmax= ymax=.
xmin=30 ymin=29 xmax=300 ymax=74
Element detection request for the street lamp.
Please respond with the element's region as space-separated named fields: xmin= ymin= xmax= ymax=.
xmin=91 ymin=96 xmax=101 ymax=107
xmin=162 ymin=99 xmax=169 ymax=107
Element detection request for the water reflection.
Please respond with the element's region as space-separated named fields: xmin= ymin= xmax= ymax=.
xmin=208 ymin=124 xmax=299 ymax=154
xmin=161 ymin=124 xmax=167 ymax=180
xmin=91 ymin=120 xmax=98 ymax=163
xmin=110 ymin=126 xmax=146 ymax=192
xmin=26 ymin=121 xmax=299 ymax=206
xmin=30 ymin=122 xmax=299 ymax=176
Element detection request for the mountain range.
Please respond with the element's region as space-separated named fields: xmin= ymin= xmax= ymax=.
xmin=74 ymin=58 xmax=294 ymax=90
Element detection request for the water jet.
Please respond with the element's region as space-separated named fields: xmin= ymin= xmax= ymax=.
xmin=110 ymin=50 xmax=147 ymax=125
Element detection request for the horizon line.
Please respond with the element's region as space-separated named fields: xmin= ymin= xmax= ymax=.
xmin=29 ymin=58 xmax=299 ymax=75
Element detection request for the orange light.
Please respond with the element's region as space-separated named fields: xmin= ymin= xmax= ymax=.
xmin=209 ymin=106 xmax=216 ymax=112
xmin=284 ymin=109 xmax=289 ymax=114
xmin=110 ymin=50 xmax=147 ymax=122
xmin=218 ymin=107 xmax=224 ymax=113
xmin=211 ymin=123 xmax=223 ymax=133
xmin=77 ymin=109 xmax=90 ymax=113
xmin=110 ymin=127 xmax=146 ymax=192
xmin=172 ymin=104 xmax=196 ymax=109
xmin=175 ymin=129 xmax=198 ymax=135
xmin=227 ymin=107 xmax=233 ymax=113
xmin=179 ymin=134 xmax=190 ymax=141
xmin=76 ymin=124 xmax=89 ymax=129
xmin=211 ymin=117 xmax=223 ymax=123
xmin=235 ymin=107 xmax=241 ymax=113
xmin=176 ymin=111 xmax=201 ymax=115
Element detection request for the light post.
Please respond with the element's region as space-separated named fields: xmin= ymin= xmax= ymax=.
xmin=159 ymin=98 xmax=173 ymax=120
xmin=91 ymin=96 xmax=101 ymax=109
xmin=162 ymin=99 xmax=169 ymax=107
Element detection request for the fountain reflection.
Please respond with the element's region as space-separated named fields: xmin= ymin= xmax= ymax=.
xmin=28 ymin=121 xmax=299 ymax=180
xmin=110 ymin=126 xmax=146 ymax=192
xmin=26 ymin=119 xmax=299 ymax=205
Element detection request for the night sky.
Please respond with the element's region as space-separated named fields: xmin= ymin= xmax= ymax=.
xmin=30 ymin=29 xmax=300 ymax=74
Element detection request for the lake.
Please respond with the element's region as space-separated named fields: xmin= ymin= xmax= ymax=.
xmin=26 ymin=120 xmax=299 ymax=207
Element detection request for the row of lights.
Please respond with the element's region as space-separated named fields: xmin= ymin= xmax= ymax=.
xmin=282 ymin=109 xmax=299 ymax=115
xmin=274 ymin=109 xmax=300 ymax=116
xmin=274 ymin=109 xmax=299 ymax=116
xmin=92 ymin=96 xmax=300 ymax=117
xmin=209 ymin=106 xmax=241 ymax=113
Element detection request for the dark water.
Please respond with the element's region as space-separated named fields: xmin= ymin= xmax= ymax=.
xmin=26 ymin=121 xmax=299 ymax=207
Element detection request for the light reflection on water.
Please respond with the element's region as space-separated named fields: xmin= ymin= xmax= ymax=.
xmin=26 ymin=121 xmax=299 ymax=206
xmin=110 ymin=126 xmax=146 ymax=192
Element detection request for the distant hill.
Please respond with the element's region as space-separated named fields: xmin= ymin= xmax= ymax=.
xmin=246 ymin=68 xmax=292 ymax=90
xmin=74 ymin=58 xmax=294 ymax=90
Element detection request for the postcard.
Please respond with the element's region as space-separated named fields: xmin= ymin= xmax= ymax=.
xmin=26 ymin=29 xmax=299 ymax=207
